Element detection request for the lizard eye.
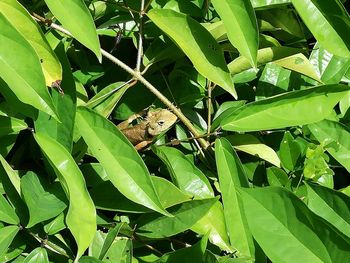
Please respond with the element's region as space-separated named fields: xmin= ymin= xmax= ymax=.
xmin=157 ymin=120 xmax=165 ymax=126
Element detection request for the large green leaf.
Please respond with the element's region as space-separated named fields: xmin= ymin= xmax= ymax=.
xmin=153 ymin=146 xmax=213 ymax=199
xmin=21 ymin=171 xmax=67 ymax=228
xmin=215 ymin=138 xmax=254 ymax=258
xmin=211 ymin=0 xmax=258 ymax=68
xmin=85 ymin=82 xmax=129 ymax=118
xmin=75 ymin=106 xmax=169 ymax=216
xmin=291 ymin=0 xmax=350 ymax=58
xmin=43 ymin=0 xmax=101 ymax=60
xmin=0 ymin=13 xmax=58 ymax=119
xmin=147 ymin=9 xmax=236 ymax=98
xmin=34 ymin=43 xmax=77 ymax=152
xmin=310 ymin=45 xmax=350 ymax=84
xmin=156 ymin=234 xmax=208 ymax=263
xmin=153 ymin=146 xmax=231 ymax=251
xmin=0 ymin=0 xmax=62 ymax=86
xmin=35 ymin=132 xmax=96 ymax=261
xmin=227 ymin=134 xmax=281 ymax=167
xmin=251 ymin=0 xmax=290 ymax=8
xmin=306 ymin=183 xmax=350 ymax=239
xmin=239 ymin=186 xmax=350 ymax=263
xmin=0 ymin=225 xmax=20 ymax=258
xmin=23 ymin=247 xmax=49 ymax=263
xmin=90 ymin=176 xmax=191 ymax=213
xmin=228 ymin=46 xmax=303 ymax=75
xmin=0 ymin=116 xmax=27 ymax=136
xmin=308 ymin=119 xmax=350 ymax=173
xmin=136 ymin=198 xmax=217 ymax=239
xmin=221 ymin=84 xmax=350 ymax=132
xmin=0 ymin=193 xmax=19 ymax=225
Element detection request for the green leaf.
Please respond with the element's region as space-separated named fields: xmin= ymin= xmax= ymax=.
xmin=211 ymin=0 xmax=258 ymax=68
xmin=0 ymin=192 xmax=19 ymax=224
xmin=153 ymin=146 xmax=230 ymax=250
xmin=266 ymin=167 xmax=289 ymax=187
xmin=279 ymin=131 xmax=302 ymax=171
xmin=153 ymin=146 xmax=213 ymax=198
xmin=34 ymin=43 xmax=77 ymax=152
xmin=228 ymin=46 xmax=303 ymax=75
xmin=215 ymin=138 xmax=254 ymax=257
xmin=308 ymin=119 xmax=350 ymax=173
xmin=0 ymin=225 xmax=19 ymax=258
xmin=98 ymin=223 xmax=124 ymax=260
xmin=310 ymin=44 xmax=350 ymax=84
xmin=21 ymin=171 xmax=67 ymax=228
xmin=291 ymin=0 xmax=350 ymax=58
xmin=44 ymin=213 xmax=66 ymax=235
xmin=156 ymin=233 xmax=208 ymax=263
xmin=75 ymin=106 xmax=169 ymax=216
xmin=239 ymin=186 xmax=350 ymax=263
xmin=190 ymin=202 xmax=232 ymax=252
xmin=35 ymin=132 xmax=96 ymax=261
xmin=43 ymin=0 xmax=101 ymax=60
xmin=23 ymin=247 xmax=49 ymax=263
xmin=273 ymin=53 xmax=321 ymax=82
xmin=227 ymin=134 xmax=281 ymax=167
xmin=85 ymin=82 xmax=129 ymax=118
xmin=0 ymin=116 xmax=27 ymax=136
xmin=221 ymin=84 xmax=350 ymax=132
xmin=306 ymin=183 xmax=350 ymax=239
xmin=251 ymin=0 xmax=290 ymax=8
xmin=0 ymin=13 xmax=58 ymax=119
xmin=136 ymin=198 xmax=217 ymax=239
xmin=0 ymin=0 xmax=62 ymax=86
xmin=147 ymin=9 xmax=236 ymax=98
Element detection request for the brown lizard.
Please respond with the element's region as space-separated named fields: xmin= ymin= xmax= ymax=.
xmin=117 ymin=109 xmax=177 ymax=150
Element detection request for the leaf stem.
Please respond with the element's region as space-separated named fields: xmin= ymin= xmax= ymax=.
xmin=136 ymin=0 xmax=145 ymax=72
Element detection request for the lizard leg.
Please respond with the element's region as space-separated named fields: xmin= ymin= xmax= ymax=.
xmin=134 ymin=140 xmax=152 ymax=151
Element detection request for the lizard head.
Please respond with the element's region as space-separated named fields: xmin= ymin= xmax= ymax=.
xmin=147 ymin=109 xmax=177 ymax=136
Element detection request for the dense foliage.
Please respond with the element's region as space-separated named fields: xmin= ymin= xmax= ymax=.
xmin=0 ymin=0 xmax=350 ymax=262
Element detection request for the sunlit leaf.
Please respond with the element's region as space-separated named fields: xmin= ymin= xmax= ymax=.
xmin=0 ymin=13 xmax=58 ymax=119
xmin=35 ymin=132 xmax=96 ymax=261
xmin=148 ymin=9 xmax=236 ymax=98
xmin=76 ymin=106 xmax=169 ymax=216
xmin=212 ymin=0 xmax=258 ymax=67
xmin=0 ymin=0 xmax=62 ymax=86
xmin=221 ymin=85 xmax=350 ymax=132
xmin=44 ymin=0 xmax=101 ymax=60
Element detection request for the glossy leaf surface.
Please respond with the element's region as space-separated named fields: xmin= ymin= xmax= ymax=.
xmin=221 ymin=85 xmax=350 ymax=132
xmin=35 ymin=132 xmax=96 ymax=261
xmin=21 ymin=172 xmax=67 ymax=228
xmin=0 ymin=13 xmax=58 ymax=119
xmin=215 ymin=138 xmax=254 ymax=257
xmin=76 ymin=107 xmax=169 ymax=216
xmin=43 ymin=0 xmax=101 ymax=60
xmin=0 ymin=226 xmax=19 ymax=258
xmin=239 ymin=186 xmax=350 ymax=263
xmin=0 ymin=0 xmax=62 ymax=86
xmin=0 ymin=116 xmax=27 ymax=136
xmin=306 ymin=183 xmax=350 ymax=239
xmin=308 ymin=120 xmax=350 ymax=172
xmin=148 ymin=9 xmax=236 ymax=98
xmin=23 ymin=247 xmax=49 ymax=263
xmin=212 ymin=0 xmax=258 ymax=67
xmin=136 ymin=198 xmax=217 ymax=238
xmin=291 ymin=0 xmax=350 ymax=57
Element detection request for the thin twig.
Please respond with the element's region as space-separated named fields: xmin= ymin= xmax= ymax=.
xmin=136 ymin=0 xmax=145 ymax=72
xmin=207 ymin=83 xmax=214 ymax=134
xmin=144 ymin=0 xmax=154 ymax=12
xmin=31 ymin=13 xmax=210 ymax=149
